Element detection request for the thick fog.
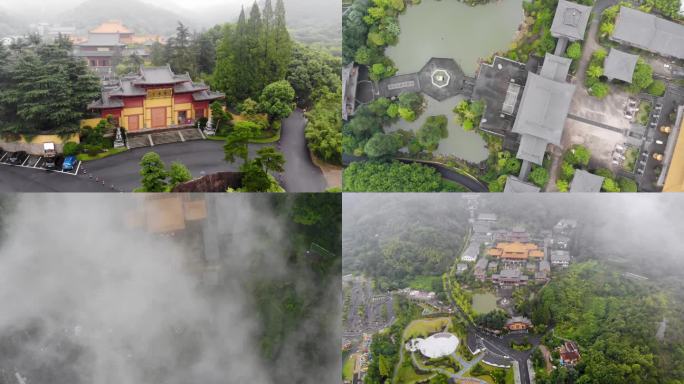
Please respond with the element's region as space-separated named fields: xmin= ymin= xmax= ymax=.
xmin=0 ymin=194 xmax=339 ymax=384
xmin=343 ymin=193 xmax=684 ymax=277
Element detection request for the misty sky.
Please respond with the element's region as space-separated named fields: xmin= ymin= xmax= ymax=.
xmin=343 ymin=193 xmax=684 ymax=276
xmin=0 ymin=0 xmax=252 ymax=13
xmin=0 ymin=194 xmax=340 ymax=384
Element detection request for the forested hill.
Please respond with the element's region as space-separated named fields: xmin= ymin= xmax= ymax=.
xmin=55 ymin=0 xmax=190 ymax=36
xmin=343 ymin=195 xmax=468 ymax=290
xmin=530 ymin=261 xmax=684 ymax=384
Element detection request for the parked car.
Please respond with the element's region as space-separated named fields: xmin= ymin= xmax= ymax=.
xmin=62 ymin=156 xmax=77 ymax=172
xmin=7 ymin=151 xmax=26 ymax=165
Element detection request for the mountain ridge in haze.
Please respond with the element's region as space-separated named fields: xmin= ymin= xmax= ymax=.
xmin=54 ymin=0 xmax=193 ymax=35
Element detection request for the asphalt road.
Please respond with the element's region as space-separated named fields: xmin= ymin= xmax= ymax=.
xmin=0 ymin=110 xmax=326 ymax=192
xmin=0 ymin=164 xmax=111 ymax=192
xmin=278 ymin=110 xmax=327 ymax=192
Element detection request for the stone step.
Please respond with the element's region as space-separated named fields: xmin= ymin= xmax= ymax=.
xmin=179 ymin=128 xmax=204 ymax=141
xmin=127 ymin=135 xmax=152 ymax=149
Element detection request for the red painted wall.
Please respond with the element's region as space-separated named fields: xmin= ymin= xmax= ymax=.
xmin=123 ymin=97 xmax=144 ymax=108
xmin=174 ymin=93 xmax=193 ymax=104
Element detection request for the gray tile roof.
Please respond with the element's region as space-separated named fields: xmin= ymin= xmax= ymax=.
xmin=570 ymin=169 xmax=605 ymax=192
xmin=134 ymin=65 xmax=190 ymax=85
xmin=603 ymin=48 xmax=639 ymax=83
xmin=550 ymin=0 xmax=592 ymax=41
xmin=517 ymin=134 xmax=549 ymax=165
xmin=78 ymin=33 xmax=124 ymax=47
xmin=512 ymin=70 xmax=575 ymax=151
xmin=539 ymin=53 xmax=572 ymax=82
xmin=504 ymin=176 xmax=541 ymax=193
xmin=611 ymin=6 xmax=684 ymax=59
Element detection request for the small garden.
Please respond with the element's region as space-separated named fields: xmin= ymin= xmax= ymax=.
xmin=466 ymin=361 xmax=514 ymax=384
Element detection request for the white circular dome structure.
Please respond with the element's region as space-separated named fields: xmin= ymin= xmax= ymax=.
xmin=417 ymin=333 xmax=459 ymax=358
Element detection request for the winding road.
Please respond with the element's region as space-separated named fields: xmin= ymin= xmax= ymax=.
xmin=0 ymin=110 xmax=326 ymax=192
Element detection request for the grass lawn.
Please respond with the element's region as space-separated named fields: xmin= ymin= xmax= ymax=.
xmin=408 ymin=275 xmax=442 ymax=292
xmin=472 ymin=293 xmax=498 ymax=314
xmin=76 ymin=147 xmax=128 ymax=162
xmin=464 ymin=363 xmax=515 ymax=384
xmin=395 ymin=362 xmax=435 ymax=384
xmin=403 ymin=317 xmax=451 ymax=340
xmin=342 ymin=354 xmax=355 ymax=381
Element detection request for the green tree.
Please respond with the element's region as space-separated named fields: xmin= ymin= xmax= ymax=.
xmin=224 ymin=121 xmax=262 ymax=163
xmin=560 ymin=161 xmax=576 ymax=181
xmin=566 ymin=41 xmax=582 ymax=60
xmin=416 ymin=115 xmax=448 ymax=152
xmin=630 ymin=59 xmax=654 ymax=93
xmin=286 ymin=44 xmax=341 ymax=107
xmin=590 ymin=82 xmax=610 ymax=99
xmin=168 ymin=161 xmax=193 ymax=188
xmin=618 ymin=176 xmax=638 ymax=192
xmin=305 ymin=89 xmax=342 ymax=164
xmin=529 ymin=167 xmax=549 ymax=188
xmin=210 ymin=101 xmax=233 ymax=133
xmin=364 ymin=133 xmax=402 ymax=158
xmin=259 ymin=80 xmax=295 ymax=123
xmin=566 ymin=145 xmax=591 ymax=167
xmin=343 ymin=161 xmax=447 ymax=192
xmin=138 ymin=152 xmax=168 ymax=192
xmin=647 ymin=80 xmax=666 ymax=96
xmin=0 ymin=39 xmax=100 ymax=134
xmin=556 ymin=179 xmax=570 ymax=192
xmin=255 ymin=146 xmax=286 ymax=173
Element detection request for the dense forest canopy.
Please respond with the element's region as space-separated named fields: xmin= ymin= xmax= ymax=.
xmin=531 ymin=261 xmax=684 ymax=384
xmin=343 ymin=194 xmax=469 ymax=290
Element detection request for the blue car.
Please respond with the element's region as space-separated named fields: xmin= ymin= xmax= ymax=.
xmin=62 ymin=156 xmax=77 ymax=172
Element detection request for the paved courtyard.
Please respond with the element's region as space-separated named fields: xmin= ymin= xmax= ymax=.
xmin=568 ymin=86 xmax=633 ymax=132
xmin=561 ymin=119 xmax=625 ymax=171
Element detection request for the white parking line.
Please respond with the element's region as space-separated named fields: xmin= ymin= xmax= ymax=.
xmin=74 ymin=161 xmax=82 ymax=175
xmin=0 ymin=152 xmax=7 ymax=162
xmin=33 ymin=157 xmax=42 ymax=167
xmin=21 ymin=156 xmax=30 ymax=166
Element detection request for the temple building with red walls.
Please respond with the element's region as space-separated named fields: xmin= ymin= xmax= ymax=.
xmin=87 ymin=65 xmax=224 ymax=132
xmin=74 ymin=20 xmax=164 ymax=78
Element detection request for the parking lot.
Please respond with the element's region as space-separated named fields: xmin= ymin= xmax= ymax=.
xmin=0 ymin=149 xmax=81 ymax=176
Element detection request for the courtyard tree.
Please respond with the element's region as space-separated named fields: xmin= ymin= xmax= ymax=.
xmin=630 ymin=59 xmax=654 ymax=93
xmin=566 ymin=41 xmax=582 ymax=60
xmin=138 ymin=152 xmax=168 ymax=192
xmin=618 ymin=176 xmax=638 ymax=192
xmin=529 ymin=167 xmax=549 ymax=188
xmin=647 ymin=80 xmax=666 ymax=96
xmin=417 ymin=115 xmax=448 ymax=152
xmin=556 ymin=179 xmax=570 ymax=192
xmin=590 ymin=82 xmax=610 ymax=99
xmin=565 ymin=145 xmax=591 ymax=168
xmin=259 ymin=80 xmax=295 ymax=124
